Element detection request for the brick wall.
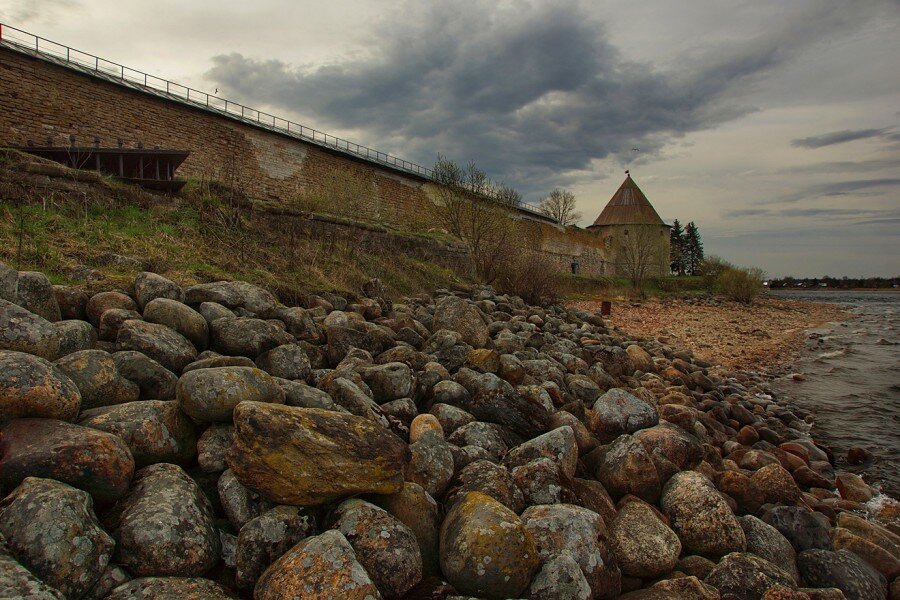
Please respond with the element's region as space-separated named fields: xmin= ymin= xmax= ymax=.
xmin=0 ymin=46 xmax=610 ymax=275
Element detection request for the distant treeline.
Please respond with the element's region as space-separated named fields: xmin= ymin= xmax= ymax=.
xmin=768 ymin=276 xmax=899 ymax=289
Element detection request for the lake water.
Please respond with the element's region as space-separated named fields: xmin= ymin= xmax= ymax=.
xmin=770 ymin=290 xmax=900 ymax=498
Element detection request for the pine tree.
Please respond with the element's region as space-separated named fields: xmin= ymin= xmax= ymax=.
xmin=684 ymin=221 xmax=704 ymax=275
xmin=669 ymin=219 xmax=685 ymax=275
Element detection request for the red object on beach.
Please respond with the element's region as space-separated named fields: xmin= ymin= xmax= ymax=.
xmin=601 ymin=301 xmax=611 ymax=316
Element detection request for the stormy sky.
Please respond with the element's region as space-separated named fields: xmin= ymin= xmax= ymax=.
xmin=5 ymin=0 xmax=899 ymax=277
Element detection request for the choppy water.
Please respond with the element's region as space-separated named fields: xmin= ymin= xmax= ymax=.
xmin=770 ymin=290 xmax=900 ymax=498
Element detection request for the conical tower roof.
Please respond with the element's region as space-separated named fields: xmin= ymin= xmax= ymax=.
xmin=591 ymin=173 xmax=666 ymax=227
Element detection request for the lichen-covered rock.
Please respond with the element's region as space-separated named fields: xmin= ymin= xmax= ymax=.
xmin=453 ymin=368 xmax=549 ymax=439
xmin=218 ymin=468 xmax=271 ymax=530
xmin=182 ymin=354 xmax=255 ymax=372
xmin=235 ymin=505 xmax=315 ymax=589
xmin=54 ymin=350 xmax=139 ymax=409
xmin=0 ymin=299 xmax=60 ymax=359
xmin=504 ymin=426 xmax=578 ymax=479
xmin=254 ymin=530 xmax=381 ymax=600
xmin=704 ymin=552 xmax=798 ymax=600
xmin=0 ymin=477 xmax=113 ymax=598
xmin=133 ymin=272 xmax=184 ymax=310
xmin=589 ymin=388 xmax=659 ymax=441
xmin=0 ymin=350 xmax=81 ymax=421
xmin=433 ymin=296 xmax=489 ymax=348
xmin=255 ymin=344 xmax=312 ymax=381
xmin=717 ymin=470 xmax=764 ymax=515
xmin=373 ymin=482 xmax=441 ymax=577
xmin=329 ymin=498 xmax=423 ymax=598
xmin=739 ymin=515 xmax=800 ymax=583
xmin=0 ymin=539 xmax=66 ymax=599
xmin=275 ymin=378 xmax=340 ymax=410
xmin=177 ymin=366 xmax=285 ymax=422
xmin=197 ymin=423 xmax=234 ymax=472
xmin=407 ymin=430 xmax=454 ymax=498
xmin=512 ymin=457 xmax=572 ymax=506
xmin=15 ymin=272 xmax=60 ymax=322
xmin=447 ymin=420 xmax=509 ymax=461
xmin=0 ymin=418 xmax=133 ymax=503
xmin=104 ymin=577 xmax=234 ymax=599
xmin=227 ymin=402 xmax=408 ymax=505
xmin=522 ymin=503 xmax=620 ymax=599
xmin=210 ymin=317 xmax=293 ymax=358
xmin=797 ymin=549 xmax=887 ymax=600
xmin=445 ymin=459 xmax=524 ymax=513
xmin=651 ymin=576 xmax=720 ymax=599
xmin=185 ymin=280 xmax=278 ymax=318
xmin=104 ymin=463 xmax=219 ymax=577
xmin=361 ymin=362 xmax=414 ymax=402
xmin=53 ymin=286 xmax=89 ymax=322
xmin=116 ymin=319 xmax=197 ymax=373
xmin=611 ymin=499 xmax=681 ymax=579
xmin=440 ymin=492 xmax=539 ymax=599
xmin=111 ymin=350 xmax=177 ymax=400
xmin=634 ymin=422 xmax=703 ymax=471
xmin=762 ymin=506 xmax=832 ymax=553
xmin=198 ymin=301 xmax=236 ymax=323
xmin=593 ymin=434 xmax=662 ymax=503
xmin=78 ymin=400 xmax=196 ymax=467
xmin=277 ymin=306 xmax=320 ymax=341
xmin=55 ymin=319 xmax=97 ymax=356
xmin=142 ymin=298 xmax=209 ymax=351
xmin=85 ymin=291 xmax=137 ymax=327
xmin=98 ymin=308 xmax=142 ymax=342
xmin=661 ymin=471 xmax=746 ymax=558
xmin=529 ymin=553 xmax=593 ymax=600
xmin=83 ymin=563 xmax=130 ymax=600
xmin=752 ymin=463 xmax=802 ymax=505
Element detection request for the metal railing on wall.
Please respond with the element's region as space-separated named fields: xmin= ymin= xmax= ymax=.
xmin=0 ymin=22 xmax=554 ymax=222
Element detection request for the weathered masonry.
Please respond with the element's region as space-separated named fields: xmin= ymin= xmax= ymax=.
xmin=0 ymin=25 xmax=653 ymax=276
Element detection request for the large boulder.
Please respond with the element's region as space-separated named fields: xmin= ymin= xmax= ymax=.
xmin=15 ymin=272 xmax=60 ymax=322
xmin=78 ymin=400 xmax=196 ymax=467
xmin=704 ymin=552 xmax=797 ymax=600
xmin=210 ymin=317 xmax=293 ymax=358
xmin=797 ymin=548 xmax=887 ymax=600
xmin=176 ymin=366 xmax=285 ymax=422
xmin=111 ymin=351 xmax=177 ymax=400
xmin=85 ymin=291 xmax=137 ymax=327
xmin=407 ymin=429 xmax=454 ymax=498
xmin=361 ymin=362 xmax=414 ymax=402
xmin=611 ymin=499 xmax=681 ymax=579
xmin=184 ymin=280 xmax=279 ymax=318
xmin=254 ymin=530 xmax=381 ymax=600
xmin=0 ymin=477 xmax=113 ymax=598
xmin=142 ymin=298 xmax=209 ymax=351
xmin=739 ymin=515 xmax=800 ymax=583
xmin=634 ymin=422 xmax=703 ymax=471
xmin=528 ymin=553 xmax=593 ymax=600
xmin=589 ymin=388 xmax=659 ymax=441
xmin=453 ymin=368 xmax=549 ymax=438
xmin=116 ymin=320 xmax=197 ymax=373
xmin=98 ymin=308 xmax=142 ymax=342
xmin=440 ymin=491 xmax=539 ymax=599
xmin=433 ymin=296 xmax=490 ymax=348
xmin=593 ymin=434 xmax=662 ymax=503
xmin=373 ymin=482 xmax=441 ymax=577
xmin=0 ymin=540 xmax=66 ymax=598
xmin=0 ymin=350 xmax=80 ymax=421
xmin=255 ymin=344 xmax=312 ymax=381
xmin=104 ymin=463 xmax=218 ymax=577
xmin=227 ymin=402 xmax=408 ymax=505
xmin=661 ymin=471 xmax=746 ymax=558
xmin=235 ymin=505 xmax=315 ymax=589
xmin=54 ymin=350 xmax=139 ymax=409
xmin=0 ymin=299 xmax=60 ymax=359
xmin=133 ymin=272 xmax=184 ymax=310
xmin=54 ymin=319 xmax=97 ymax=356
xmin=0 ymin=418 xmax=134 ymax=503
xmin=762 ymin=506 xmax=832 ymax=553
xmin=445 ymin=459 xmax=524 ymax=513
xmin=329 ymin=498 xmax=423 ymax=598
xmin=504 ymin=426 xmax=578 ymax=478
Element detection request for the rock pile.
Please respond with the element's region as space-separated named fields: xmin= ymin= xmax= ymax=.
xmin=0 ymin=263 xmax=897 ymax=599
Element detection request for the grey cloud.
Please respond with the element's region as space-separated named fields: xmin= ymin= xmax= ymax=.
xmin=779 ymin=207 xmax=889 ymax=217
xmin=0 ymin=0 xmax=78 ymax=22
xmin=772 ymin=178 xmax=900 ymax=204
xmin=791 ymin=128 xmax=893 ymax=148
xmin=782 ymin=157 xmax=900 ymax=174
xmin=206 ymin=0 xmax=891 ymax=195
xmin=723 ymin=208 xmax=772 ymax=217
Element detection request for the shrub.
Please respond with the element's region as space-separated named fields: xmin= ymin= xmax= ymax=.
xmin=495 ymin=249 xmax=560 ymax=305
xmin=718 ymin=266 xmax=765 ymax=303
xmin=699 ymin=255 xmax=732 ymax=291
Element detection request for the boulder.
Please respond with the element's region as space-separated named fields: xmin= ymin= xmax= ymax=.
xmin=133 ymin=272 xmax=184 ymax=310
xmin=111 ymin=351 xmax=177 ymax=400
xmin=739 ymin=515 xmax=800 ymax=583
xmin=611 ymin=499 xmax=681 ymax=579
xmin=407 ymin=430 xmax=454 ymax=498
xmin=447 ymin=420 xmax=509 ymax=461
xmin=504 ymin=426 xmax=578 ymax=479
xmin=104 ymin=463 xmax=218 ymax=577
xmin=0 ymin=350 xmax=80 ymax=421
xmin=329 ymin=498 xmax=423 ymax=598
xmin=104 ymin=577 xmax=234 ymax=599
xmin=218 ymin=468 xmax=270 ymax=530
xmin=182 ymin=355 xmax=255 ymax=372
xmin=362 ymin=362 xmax=414 ymax=402
xmin=78 ymin=400 xmax=196 ymax=467
xmin=717 ymin=470 xmax=764 ymax=515
xmin=832 ymin=527 xmax=899 ymax=580
xmin=0 ymin=539 xmax=66 ymax=598
xmin=277 ymin=306 xmax=320 ymax=341
xmin=704 ymin=552 xmax=797 ymax=600
xmin=142 ymin=298 xmax=209 ymax=351
xmin=0 ymin=418 xmax=134 ymax=503
xmin=440 ymin=491 xmax=539 ymax=599
xmin=453 ymin=368 xmax=549 ymax=438
xmin=625 ymin=344 xmax=655 ymax=372
xmin=0 ymin=263 xmax=16 ymax=303
xmin=236 ymin=505 xmax=316 ymax=589
xmin=55 ymin=319 xmax=97 ymax=356
xmin=589 ymin=388 xmax=659 ymax=441
xmin=197 ymin=424 xmax=234 ymax=472
xmin=116 ymin=320 xmax=197 ymax=374
xmin=227 ymin=402 xmax=407 ymax=505
xmin=634 ymin=422 xmax=704 ymax=471
xmin=433 ymin=296 xmax=489 ymax=348
xmin=54 ymin=350 xmax=140 ymax=409
xmin=752 ymin=463 xmax=802 ymax=505
xmin=835 ymin=471 xmax=875 ymax=503
xmin=0 ymin=299 xmax=60 ymax=359
xmin=184 ymin=281 xmax=278 ymax=317
xmin=254 ymin=530 xmax=381 ymax=600
xmin=98 ymin=308 xmax=142 ymax=342
xmin=528 ymin=553 xmax=593 ymax=600
xmin=255 ymin=344 xmax=312 ymax=381
xmin=798 ymin=549 xmax=888 ymax=600
xmin=593 ymin=434 xmax=662 ymax=502
xmin=210 ymin=317 xmax=293 ymax=358
xmin=661 ymin=471 xmax=746 ymax=558
xmin=86 ymin=291 xmax=137 ymax=326
xmin=762 ymin=506 xmax=832 ymax=553
xmin=198 ymin=301 xmax=236 ymax=322
xmin=373 ymin=482 xmax=441 ymax=577
xmin=0 ymin=477 xmax=113 ymax=598
xmin=177 ymin=366 xmax=285 ymax=422
xmin=276 ymin=378 xmax=341 ymax=410
xmin=445 ymin=459 xmax=524 ymax=513
xmin=53 ymin=286 xmax=89 ymax=320
xmin=15 ymin=271 xmax=60 ymax=322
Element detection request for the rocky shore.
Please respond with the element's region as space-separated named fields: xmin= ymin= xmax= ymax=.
xmin=0 ymin=263 xmax=897 ymax=599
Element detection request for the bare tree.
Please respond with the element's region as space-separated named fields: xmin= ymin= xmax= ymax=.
xmin=494 ymin=183 xmax=522 ymax=207
xmin=538 ymin=188 xmax=581 ymax=226
xmin=617 ymin=225 xmax=666 ymax=294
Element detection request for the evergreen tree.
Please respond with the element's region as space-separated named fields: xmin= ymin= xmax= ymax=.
xmin=684 ymin=221 xmax=704 ymax=275
xmin=669 ymin=219 xmax=685 ymax=275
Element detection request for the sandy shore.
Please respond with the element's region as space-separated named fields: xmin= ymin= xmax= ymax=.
xmin=572 ymin=295 xmax=850 ymax=373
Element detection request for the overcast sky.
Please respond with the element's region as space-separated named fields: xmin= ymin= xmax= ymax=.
xmin=4 ymin=0 xmax=899 ymax=277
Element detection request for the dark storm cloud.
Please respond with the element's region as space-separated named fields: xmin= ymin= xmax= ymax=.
xmin=791 ymin=128 xmax=894 ymax=148
xmin=206 ymin=0 xmax=892 ymax=194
